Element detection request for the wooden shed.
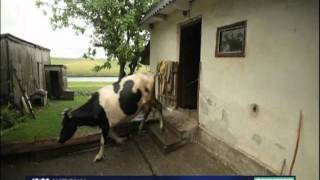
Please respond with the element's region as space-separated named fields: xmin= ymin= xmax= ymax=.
xmin=0 ymin=34 xmax=51 ymax=108
xmin=44 ymin=65 xmax=73 ymax=100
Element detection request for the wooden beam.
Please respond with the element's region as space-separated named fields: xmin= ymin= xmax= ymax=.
xmin=152 ymin=14 xmax=167 ymax=22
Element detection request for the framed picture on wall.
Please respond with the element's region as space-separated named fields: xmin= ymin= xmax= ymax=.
xmin=215 ymin=21 xmax=247 ymax=57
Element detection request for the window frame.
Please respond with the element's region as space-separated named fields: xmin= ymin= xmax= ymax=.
xmin=215 ymin=20 xmax=247 ymax=57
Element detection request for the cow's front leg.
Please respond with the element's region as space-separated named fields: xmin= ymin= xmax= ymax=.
xmin=138 ymin=106 xmax=152 ymax=134
xmin=94 ymin=123 xmax=109 ymax=162
xmin=154 ymin=99 xmax=164 ymax=131
xmin=109 ymin=128 xmax=127 ymax=144
xmin=94 ymin=134 xmax=105 ymax=162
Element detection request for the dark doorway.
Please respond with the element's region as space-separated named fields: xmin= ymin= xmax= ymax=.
xmin=49 ymin=71 xmax=61 ymax=98
xmin=177 ymin=19 xmax=201 ymax=109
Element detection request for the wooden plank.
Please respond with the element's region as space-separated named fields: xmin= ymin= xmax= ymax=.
xmin=9 ymin=41 xmax=21 ymax=106
xmin=0 ymin=133 xmax=101 ymax=156
xmin=0 ymin=121 xmax=151 ymax=156
xmin=0 ymin=39 xmax=9 ymax=99
xmin=13 ymin=68 xmax=35 ymax=118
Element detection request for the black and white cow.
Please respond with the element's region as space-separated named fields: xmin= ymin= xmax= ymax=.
xmin=58 ymin=72 xmax=164 ymax=162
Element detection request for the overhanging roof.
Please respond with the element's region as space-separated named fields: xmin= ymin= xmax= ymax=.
xmin=141 ymin=0 xmax=191 ymax=27
xmin=141 ymin=0 xmax=175 ymax=24
xmin=0 ymin=33 xmax=50 ymax=51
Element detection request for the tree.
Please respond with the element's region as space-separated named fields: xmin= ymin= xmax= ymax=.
xmin=36 ymin=0 xmax=156 ymax=80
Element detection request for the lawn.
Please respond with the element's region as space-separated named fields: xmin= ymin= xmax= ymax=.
xmin=0 ymin=82 xmax=108 ymax=143
xmin=68 ymin=81 xmax=109 ymax=92
xmin=51 ymin=57 xmax=148 ymax=77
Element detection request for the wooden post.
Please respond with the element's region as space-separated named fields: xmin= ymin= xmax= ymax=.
xmin=12 ymin=68 xmax=36 ymax=119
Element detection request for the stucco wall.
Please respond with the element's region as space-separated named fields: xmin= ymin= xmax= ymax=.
xmin=149 ymin=0 xmax=319 ymax=179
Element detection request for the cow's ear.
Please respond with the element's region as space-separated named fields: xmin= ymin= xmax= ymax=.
xmin=62 ymin=108 xmax=72 ymax=118
xmin=66 ymin=111 xmax=72 ymax=118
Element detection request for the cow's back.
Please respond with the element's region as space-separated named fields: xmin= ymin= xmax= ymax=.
xmin=98 ymin=72 xmax=154 ymax=127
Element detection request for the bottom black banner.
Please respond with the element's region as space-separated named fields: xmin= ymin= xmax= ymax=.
xmin=26 ymin=176 xmax=295 ymax=180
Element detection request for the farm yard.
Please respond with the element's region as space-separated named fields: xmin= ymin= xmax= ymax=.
xmin=0 ymin=55 xmax=148 ymax=143
xmin=0 ymin=56 xmax=145 ymax=144
xmin=0 ymin=71 xmax=236 ymax=178
xmin=1 ymin=0 xmax=318 ymax=179
xmin=0 ymin=52 xmax=237 ymax=178
xmin=1 ymin=82 xmax=106 ymax=143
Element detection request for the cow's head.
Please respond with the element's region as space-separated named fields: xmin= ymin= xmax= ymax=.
xmin=58 ymin=108 xmax=77 ymax=144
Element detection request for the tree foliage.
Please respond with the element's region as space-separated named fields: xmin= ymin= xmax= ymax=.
xmin=36 ymin=0 xmax=156 ymax=79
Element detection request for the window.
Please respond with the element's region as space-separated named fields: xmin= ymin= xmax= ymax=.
xmin=215 ymin=21 xmax=247 ymax=57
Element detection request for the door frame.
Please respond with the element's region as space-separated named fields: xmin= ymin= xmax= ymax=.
xmin=177 ymin=17 xmax=202 ymax=110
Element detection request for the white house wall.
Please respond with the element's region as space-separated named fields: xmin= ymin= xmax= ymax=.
xmin=149 ymin=0 xmax=319 ymax=179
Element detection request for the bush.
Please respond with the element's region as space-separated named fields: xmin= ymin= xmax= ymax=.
xmin=0 ymin=104 xmax=24 ymax=130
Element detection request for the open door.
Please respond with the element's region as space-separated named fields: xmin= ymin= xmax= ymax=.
xmin=49 ymin=71 xmax=61 ymax=98
xmin=177 ymin=19 xmax=201 ymax=109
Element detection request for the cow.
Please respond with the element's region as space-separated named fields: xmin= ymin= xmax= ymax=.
xmin=58 ymin=72 xmax=164 ymax=162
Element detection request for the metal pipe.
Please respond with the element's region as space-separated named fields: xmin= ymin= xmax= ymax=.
xmin=289 ymin=110 xmax=303 ymax=175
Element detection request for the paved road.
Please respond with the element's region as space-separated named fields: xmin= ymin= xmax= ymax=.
xmin=1 ymin=133 xmax=236 ymax=179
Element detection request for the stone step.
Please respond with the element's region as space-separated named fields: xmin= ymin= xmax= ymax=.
xmin=163 ymin=109 xmax=199 ymax=140
xmin=147 ymin=122 xmax=188 ymax=154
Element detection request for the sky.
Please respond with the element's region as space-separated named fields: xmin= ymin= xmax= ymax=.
xmin=1 ymin=0 xmax=105 ymax=58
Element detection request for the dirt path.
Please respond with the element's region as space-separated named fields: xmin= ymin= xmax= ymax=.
xmin=1 ymin=133 xmax=236 ymax=179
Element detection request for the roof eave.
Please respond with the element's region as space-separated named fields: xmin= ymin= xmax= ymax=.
xmin=140 ymin=0 xmax=176 ymax=26
xmin=141 ymin=0 xmax=192 ymax=28
xmin=0 ymin=33 xmax=51 ymax=51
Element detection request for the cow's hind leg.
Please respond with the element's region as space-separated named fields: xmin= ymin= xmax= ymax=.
xmin=153 ymin=99 xmax=164 ymax=131
xmin=94 ymin=134 xmax=105 ymax=162
xmin=94 ymin=115 xmax=109 ymax=162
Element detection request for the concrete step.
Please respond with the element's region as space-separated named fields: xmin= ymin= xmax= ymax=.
xmin=163 ymin=109 xmax=199 ymax=140
xmin=147 ymin=122 xmax=188 ymax=154
xmin=146 ymin=108 xmax=199 ymax=154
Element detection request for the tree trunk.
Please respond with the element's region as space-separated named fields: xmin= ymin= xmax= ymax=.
xmin=128 ymin=56 xmax=139 ymax=75
xmin=119 ymin=62 xmax=126 ymax=81
xmin=128 ymin=62 xmax=137 ymax=75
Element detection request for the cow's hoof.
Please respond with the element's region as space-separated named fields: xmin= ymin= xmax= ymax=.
xmin=93 ymin=155 xmax=104 ymax=162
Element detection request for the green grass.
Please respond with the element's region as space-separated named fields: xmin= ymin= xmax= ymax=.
xmin=51 ymin=57 xmax=148 ymax=77
xmin=68 ymin=81 xmax=109 ymax=92
xmin=0 ymin=96 xmax=100 ymax=143
xmin=0 ymin=82 xmax=110 ymax=143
